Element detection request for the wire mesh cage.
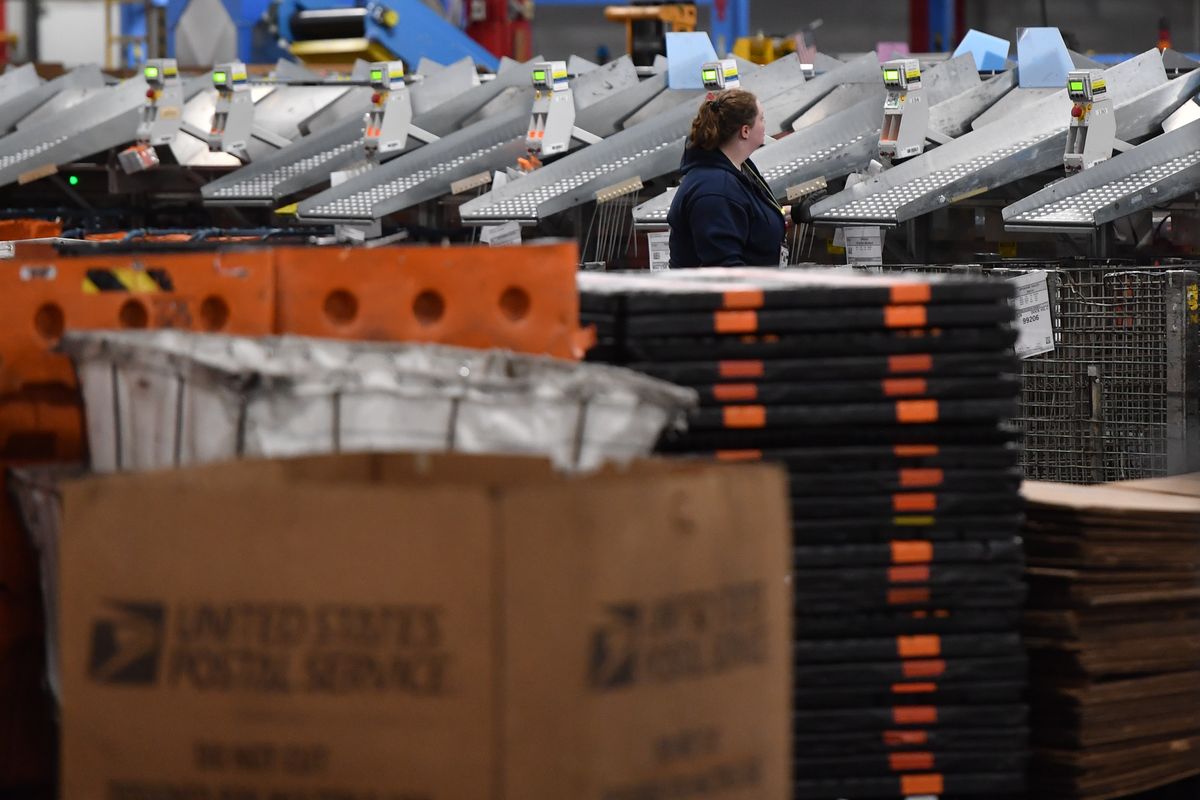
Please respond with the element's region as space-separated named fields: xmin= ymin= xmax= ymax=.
xmin=860 ymin=261 xmax=1199 ymax=483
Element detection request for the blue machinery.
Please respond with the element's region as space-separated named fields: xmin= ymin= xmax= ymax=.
xmin=122 ymin=0 xmax=500 ymax=70
xmin=122 ymin=0 xmax=749 ymax=71
xmin=275 ymin=0 xmax=499 ymax=68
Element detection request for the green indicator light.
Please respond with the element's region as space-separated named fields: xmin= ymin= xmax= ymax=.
xmin=533 ymin=69 xmax=546 ymax=82
xmin=213 ymin=71 xmax=227 ymax=84
xmin=68 ymin=175 xmax=79 ymax=186
xmin=702 ymin=69 xmax=717 ymax=81
xmin=370 ymin=69 xmax=383 ymax=81
xmin=144 ymin=66 xmax=159 ymax=79
xmin=1069 ymin=80 xmax=1084 ymax=92
xmin=883 ymin=69 xmax=899 ymax=82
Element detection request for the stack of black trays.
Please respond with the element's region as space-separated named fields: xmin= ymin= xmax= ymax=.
xmin=580 ymin=268 xmax=1029 ymax=800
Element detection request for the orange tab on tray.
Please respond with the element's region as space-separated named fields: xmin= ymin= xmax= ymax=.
xmin=893 ymin=706 xmax=938 ymax=725
xmin=892 ymin=682 xmax=937 ymax=695
xmin=723 ymin=405 xmax=766 ymax=429
xmin=896 ymin=399 xmax=939 ymax=423
xmin=888 ymin=354 xmax=934 ymax=373
xmin=900 ymin=468 xmax=944 ymax=488
xmin=890 ymin=752 xmax=935 ymax=772
xmin=893 ymin=493 xmax=937 ymax=512
xmin=902 ymin=658 xmax=946 ymax=678
xmin=894 ymin=444 xmax=939 ymax=457
xmin=722 ymin=289 xmax=764 ymax=310
xmin=890 ymin=540 xmax=934 ymax=564
xmin=889 ymin=284 xmax=932 ymax=304
xmin=889 ymin=565 xmax=932 ymax=583
xmin=897 ymin=635 xmax=941 ymax=659
xmin=718 ymin=360 xmax=764 ymax=379
xmin=714 ymin=310 xmax=758 ymax=334
xmin=883 ymin=378 xmax=928 ymax=397
xmin=716 ymin=449 xmax=762 ymax=462
xmin=884 ymin=305 xmax=928 ymax=328
xmin=884 ymin=730 xmax=929 ymax=746
xmin=888 ymin=587 xmax=932 ymax=605
xmin=902 ymin=774 xmax=945 ymax=796
xmin=713 ymin=383 xmax=758 ymax=402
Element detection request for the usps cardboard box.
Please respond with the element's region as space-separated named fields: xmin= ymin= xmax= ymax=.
xmin=59 ymin=452 xmax=791 ymax=800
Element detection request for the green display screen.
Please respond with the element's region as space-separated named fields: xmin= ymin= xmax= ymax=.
xmin=883 ymin=69 xmax=899 ymax=82
xmin=144 ymin=66 xmax=159 ymax=79
xmin=213 ymin=71 xmax=227 ymax=84
xmin=1069 ymin=79 xmax=1085 ymax=92
xmin=533 ymin=69 xmax=546 ymax=82
xmin=702 ymin=68 xmax=717 ymax=81
xmin=370 ymin=69 xmax=383 ymax=81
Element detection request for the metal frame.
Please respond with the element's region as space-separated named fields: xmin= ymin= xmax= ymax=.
xmin=294 ymin=57 xmax=645 ymax=222
xmin=460 ymin=55 xmax=832 ymax=225
xmin=202 ymin=57 xmax=536 ymax=207
xmin=811 ymin=50 xmax=1200 ymax=227
xmin=1004 ymin=117 xmax=1200 ymax=231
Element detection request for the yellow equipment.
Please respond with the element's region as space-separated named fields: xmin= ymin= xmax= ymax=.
xmin=604 ymin=4 xmax=696 ymax=65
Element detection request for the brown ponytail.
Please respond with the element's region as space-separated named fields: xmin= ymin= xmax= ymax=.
xmin=688 ymin=88 xmax=759 ymax=150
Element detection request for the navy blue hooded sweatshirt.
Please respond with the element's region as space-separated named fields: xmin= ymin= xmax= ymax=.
xmin=666 ymin=146 xmax=786 ymax=267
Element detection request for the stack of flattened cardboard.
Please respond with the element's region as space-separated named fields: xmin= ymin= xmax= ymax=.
xmin=580 ymin=268 xmax=1029 ymax=800
xmin=1022 ymin=475 xmax=1200 ymax=800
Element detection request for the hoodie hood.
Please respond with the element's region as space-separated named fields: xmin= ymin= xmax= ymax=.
xmin=678 ymin=145 xmax=741 ymax=177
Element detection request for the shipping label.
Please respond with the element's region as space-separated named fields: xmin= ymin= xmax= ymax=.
xmin=1009 ymin=270 xmax=1055 ymax=359
xmin=646 ymin=231 xmax=670 ymax=271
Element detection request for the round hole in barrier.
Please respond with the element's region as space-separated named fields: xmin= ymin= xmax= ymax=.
xmin=499 ymin=286 xmax=531 ymax=322
xmin=199 ymin=295 xmax=230 ymax=332
xmin=323 ymin=289 xmax=359 ymax=326
xmin=33 ymin=303 xmax=65 ymax=342
xmin=118 ymin=299 xmax=149 ymax=329
xmin=412 ymin=289 xmax=445 ymax=327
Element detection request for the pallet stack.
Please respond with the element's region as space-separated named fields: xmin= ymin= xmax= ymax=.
xmin=580 ymin=268 xmax=1029 ymax=799
xmin=1022 ymin=475 xmax=1200 ymax=800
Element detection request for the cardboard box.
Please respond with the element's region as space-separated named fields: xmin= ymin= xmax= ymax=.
xmin=60 ymin=453 xmax=791 ymax=800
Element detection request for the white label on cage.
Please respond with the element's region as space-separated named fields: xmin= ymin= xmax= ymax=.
xmin=1010 ymin=270 xmax=1055 ymax=359
xmin=0 ymin=241 xmax=13 ymax=259
xmin=479 ymin=220 xmax=522 ymax=246
xmin=646 ymin=231 xmax=670 ymax=271
xmin=845 ymin=227 xmax=883 ymax=265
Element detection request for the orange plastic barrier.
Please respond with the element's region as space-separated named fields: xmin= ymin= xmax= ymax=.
xmin=0 ymin=250 xmax=277 ymax=461
xmin=273 ymin=241 xmax=583 ymax=358
xmin=0 ymin=250 xmax=276 ymax=393
xmin=0 ymin=219 xmax=61 ymax=241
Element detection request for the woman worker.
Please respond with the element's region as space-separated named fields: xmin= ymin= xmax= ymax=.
xmin=667 ymin=88 xmax=788 ymax=268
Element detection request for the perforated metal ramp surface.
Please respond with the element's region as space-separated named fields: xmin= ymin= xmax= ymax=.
xmin=634 ymin=57 xmax=1004 ymax=228
xmin=294 ymin=59 xmax=646 ymax=221
xmin=296 ymin=107 xmax=529 ymax=220
xmin=632 ymin=186 xmax=675 ymax=227
xmin=0 ymin=75 xmax=208 ymax=189
xmin=1003 ymin=117 xmax=1200 ymax=230
xmin=202 ymin=116 xmax=366 ymax=205
xmin=201 ymin=58 xmax=545 ymax=207
xmin=811 ymin=50 xmax=1200 ymax=226
xmin=459 ymin=56 xmax=813 ymax=224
